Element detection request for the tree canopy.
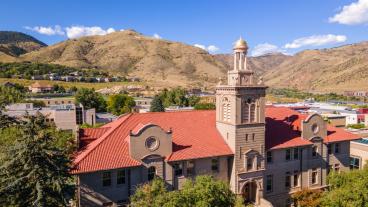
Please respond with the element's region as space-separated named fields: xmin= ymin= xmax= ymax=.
xmin=106 ymin=94 xmax=136 ymax=115
xmin=321 ymin=169 xmax=368 ymax=206
xmin=75 ymin=88 xmax=107 ymax=112
xmin=150 ymin=95 xmax=165 ymax=112
xmin=158 ymin=88 xmax=200 ymax=108
xmin=130 ymin=175 xmax=237 ymax=207
xmin=0 ymin=114 xmax=74 ymax=206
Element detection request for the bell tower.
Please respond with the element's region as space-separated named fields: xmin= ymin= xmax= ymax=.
xmin=216 ymin=37 xmax=267 ymax=201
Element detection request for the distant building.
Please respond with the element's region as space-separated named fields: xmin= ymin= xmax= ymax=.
xmin=350 ymin=138 xmax=368 ymax=170
xmin=134 ymin=97 xmax=153 ymax=113
xmin=28 ymin=82 xmax=53 ymax=93
xmin=96 ymin=112 xmax=118 ymax=124
xmin=4 ymin=103 xmax=95 ymax=131
xmin=31 ymin=97 xmax=75 ymax=106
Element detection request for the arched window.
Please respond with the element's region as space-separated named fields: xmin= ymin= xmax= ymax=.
xmin=222 ymin=98 xmax=231 ymax=122
xmin=250 ymin=104 xmax=256 ymax=122
xmin=242 ymin=103 xmax=249 ymax=123
xmin=147 ymin=166 xmax=156 ymax=181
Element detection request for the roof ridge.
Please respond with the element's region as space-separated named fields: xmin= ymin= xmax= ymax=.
xmin=73 ymin=113 xmax=134 ymax=166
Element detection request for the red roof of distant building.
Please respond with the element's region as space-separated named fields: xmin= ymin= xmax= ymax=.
xmin=72 ymin=108 xmax=360 ymax=174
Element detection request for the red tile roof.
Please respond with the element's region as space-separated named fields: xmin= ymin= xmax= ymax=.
xmin=72 ymin=111 xmax=233 ymax=174
xmin=79 ymin=127 xmax=110 ymax=148
xmin=72 ymin=108 xmax=360 ymax=174
xmin=265 ymin=107 xmax=361 ymax=149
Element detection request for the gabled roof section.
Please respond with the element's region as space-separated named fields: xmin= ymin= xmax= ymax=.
xmin=72 ymin=111 xmax=233 ymax=174
xmin=265 ymin=107 xmax=361 ymax=150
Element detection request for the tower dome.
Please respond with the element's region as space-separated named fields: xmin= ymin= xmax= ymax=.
xmin=233 ymin=37 xmax=248 ymax=51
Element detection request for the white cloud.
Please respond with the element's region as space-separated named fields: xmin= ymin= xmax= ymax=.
xmin=329 ymin=0 xmax=368 ymax=25
xmin=207 ymin=45 xmax=219 ymax=53
xmin=251 ymin=43 xmax=284 ymax=56
xmin=284 ymin=34 xmax=347 ymax=49
xmin=194 ymin=44 xmax=206 ymax=50
xmin=153 ymin=33 xmax=162 ymax=39
xmin=24 ymin=25 xmax=64 ymax=35
xmin=65 ymin=26 xmax=116 ymax=39
xmin=194 ymin=44 xmax=220 ymax=53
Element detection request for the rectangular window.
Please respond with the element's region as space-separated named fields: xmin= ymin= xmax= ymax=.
xmin=117 ymin=170 xmax=126 ymax=185
xmin=286 ymin=149 xmax=291 ymax=161
xmin=311 ymin=168 xmax=318 ymax=185
xmin=247 ymin=157 xmax=254 ymax=171
xmin=312 ymin=146 xmax=318 ymax=157
xmin=266 ymin=151 xmax=273 ymax=163
xmin=102 ymin=171 xmax=112 ymax=187
xmin=173 ymin=162 xmax=183 ymax=176
xmin=293 ymin=171 xmax=300 ymax=187
xmin=335 ymin=143 xmax=340 ymax=154
xmin=327 ymin=144 xmax=332 ymax=154
xmin=293 ymin=148 xmax=299 ymax=160
xmin=266 ymin=175 xmax=273 ymax=193
xmin=187 ymin=160 xmax=195 ymax=176
xmin=211 ymin=158 xmax=219 ymax=173
xmin=252 ymin=133 xmax=255 ymax=141
xmin=245 ymin=134 xmax=248 ymax=142
xmin=350 ymin=157 xmax=360 ymax=170
xmin=285 ymin=172 xmax=291 ymax=188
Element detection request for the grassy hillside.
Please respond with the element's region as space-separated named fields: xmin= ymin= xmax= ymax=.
xmin=0 ymin=31 xmax=46 ymax=57
xmin=263 ymin=42 xmax=368 ymax=93
xmin=19 ymin=30 xmax=229 ymax=89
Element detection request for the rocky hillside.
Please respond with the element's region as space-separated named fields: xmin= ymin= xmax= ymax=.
xmin=19 ymin=30 xmax=229 ymax=88
xmin=0 ymin=31 xmax=46 ymax=59
xmin=263 ymin=42 xmax=368 ymax=93
xmin=2 ymin=30 xmax=368 ymax=92
xmin=215 ymin=52 xmax=291 ymax=76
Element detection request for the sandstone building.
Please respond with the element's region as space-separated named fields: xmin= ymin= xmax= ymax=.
xmin=72 ymin=38 xmax=360 ymax=207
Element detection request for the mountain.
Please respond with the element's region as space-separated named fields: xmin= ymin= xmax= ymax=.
xmin=19 ymin=30 xmax=229 ymax=88
xmin=214 ymin=52 xmax=291 ymax=76
xmin=2 ymin=30 xmax=368 ymax=93
xmin=263 ymin=42 xmax=368 ymax=93
xmin=0 ymin=31 xmax=46 ymax=58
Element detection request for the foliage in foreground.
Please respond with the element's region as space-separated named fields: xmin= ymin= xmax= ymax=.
xmin=130 ymin=176 xmax=238 ymax=207
xmin=321 ymin=169 xmax=368 ymax=206
xmin=291 ymin=189 xmax=323 ymax=207
xmin=0 ymin=114 xmax=75 ymax=206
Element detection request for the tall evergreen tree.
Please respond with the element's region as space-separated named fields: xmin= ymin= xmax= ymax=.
xmin=150 ymin=95 xmax=165 ymax=112
xmin=0 ymin=114 xmax=74 ymax=206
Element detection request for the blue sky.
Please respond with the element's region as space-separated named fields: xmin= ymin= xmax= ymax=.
xmin=1 ymin=0 xmax=368 ymax=55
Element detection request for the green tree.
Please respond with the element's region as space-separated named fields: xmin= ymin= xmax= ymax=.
xmin=0 ymin=85 xmax=25 ymax=108
xmin=321 ymin=169 xmax=368 ymax=206
xmin=0 ymin=114 xmax=74 ymax=206
xmin=75 ymin=88 xmax=107 ymax=112
xmin=130 ymin=178 xmax=169 ymax=207
xmin=188 ymin=95 xmax=200 ymax=107
xmin=194 ymin=103 xmax=216 ymax=110
xmin=106 ymin=94 xmax=136 ymax=115
xmin=291 ymin=189 xmax=323 ymax=207
xmin=130 ymin=176 xmax=236 ymax=207
xmin=150 ymin=95 xmax=165 ymax=112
